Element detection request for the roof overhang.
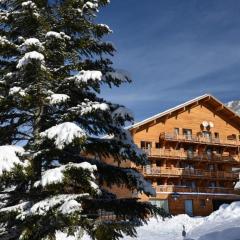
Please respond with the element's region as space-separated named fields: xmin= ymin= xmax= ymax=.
xmin=128 ymin=94 xmax=240 ymax=131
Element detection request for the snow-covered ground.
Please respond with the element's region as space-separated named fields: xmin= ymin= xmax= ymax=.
xmin=58 ymin=201 xmax=240 ymax=240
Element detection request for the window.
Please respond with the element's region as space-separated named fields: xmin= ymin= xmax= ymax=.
xmin=200 ymin=199 xmax=206 ymax=208
xmin=155 ymin=142 xmax=161 ymax=148
xmin=214 ymin=132 xmax=219 ymax=139
xmin=150 ymin=200 xmax=169 ymax=213
xmin=183 ymin=129 xmax=192 ymax=140
xmin=203 ymin=131 xmax=212 ymax=141
xmin=157 ymin=179 xmax=163 ymax=185
xmin=227 ymin=134 xmax=237 ymax=140
xmin=156 ymin=161 xmax=161 ymax=167
xmin=140 ymin=141 xmax=152 ymax=149
xmin=174 ymin=128 xmax=180 ymax=135
xmin=209 ymin=181 xmax=216 ymax=188
xmin=208 ymin=164 xmax=215 ymax=171
xmin=187 ymin=146 xmax=194 ymax=159
xmin=205 ymin=147 xmax=212 ymax=160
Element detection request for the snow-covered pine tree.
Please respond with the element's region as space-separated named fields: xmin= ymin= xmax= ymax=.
xmin=0 ymin=0 xmax=164 ymax=239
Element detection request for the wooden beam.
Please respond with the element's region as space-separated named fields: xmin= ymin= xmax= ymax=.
xmin=216 ymin=105 xmax=224 ymax=112
xmin=202 ymin=96 xmax=211 ymax=103
xmin=229 ymin=114 xmax=237 ymax=120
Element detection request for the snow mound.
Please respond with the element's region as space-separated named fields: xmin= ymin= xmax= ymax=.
xmin=188 ymin=201 xmax=240 ymax=240
xmin=0 ymin=145 xmax=25 ymax=175
xmin=56 ymin=201 xmax=240 ymax=240
xmin=40 ymin=122 xmax=86 ymax=149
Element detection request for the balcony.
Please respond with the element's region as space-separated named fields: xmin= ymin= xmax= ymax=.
xmin=142 ymin=148 xmax=240 ymax=164
xmin=140 ymin=166 xmax=239 ymax=180
xmin=155 ymin=185 xmax=237 ymax=195
xmin=160 ymin=132 xmax=239 ymax=147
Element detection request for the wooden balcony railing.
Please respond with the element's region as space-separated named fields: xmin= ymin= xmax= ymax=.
xmin=155 ymin=185 xmax=237 ymax=195
xmin=142 ymin=148 xmax=240 ymax=164
xmin=160 ymin=132 xmax=240 ymax=147
xmin=140 ymin=167 xmax=239 ymax=180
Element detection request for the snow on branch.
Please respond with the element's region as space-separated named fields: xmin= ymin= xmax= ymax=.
xmin=97 ymin=24 xmax=113 ymax=33
xmin=46 ymin=93 xmax=70 ymax=105
xmin=112 ymin=106 xmax=133 ymax=120
xmin=105 ymin=70 xmax=131 ymax=83
xmin=40 ymin=122 xmax=87 ymax=149
xmin=0 ymin=36 xmax=13 ymax=47
xmin=67 ymin=70 xmax=102 ymax=84
xmin=16 ymin=51 xmax=45 ymax=69
xmin=34 ymin=162 xmax=97 ymax=188
xmin=19 ymin=38 xmax=44 ymax=53
xmin=68 ymin=99 xmax=109 ymax=116
xmin=22 ymin=1 xmax=37 ymax=9
xmin=9 ymin=87 xmax=26 ymax=97
xmin=83 ymin=1 xmax=99 ymax=10
xmin=0 ymin=145 xmax=25 ymax=176
xmin=45 ymin=31 xmax=71 ymax=41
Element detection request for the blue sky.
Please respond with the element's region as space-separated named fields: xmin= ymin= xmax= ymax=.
xmin=98 ymin=0 xmax=240 ymax=121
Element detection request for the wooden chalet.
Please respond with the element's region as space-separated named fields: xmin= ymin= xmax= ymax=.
xmin=108 ymin=94 xmax=240 ymax=216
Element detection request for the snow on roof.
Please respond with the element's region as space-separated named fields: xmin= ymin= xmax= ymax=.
xmin=128 ymin=93 xmax=240 ymax=130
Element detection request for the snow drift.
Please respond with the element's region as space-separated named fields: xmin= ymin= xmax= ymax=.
xmin=57 ymin=201 xmax=240 ymax=240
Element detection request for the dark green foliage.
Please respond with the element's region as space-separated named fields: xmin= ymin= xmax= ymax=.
xmin=0 ymin=0 xmax=165 ymax=239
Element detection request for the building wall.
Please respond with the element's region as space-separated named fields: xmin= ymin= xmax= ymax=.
xmin=133 ymin=104 xmax=239 ymax=146
xmin=103 ymin=103 xmax=240 ymax=216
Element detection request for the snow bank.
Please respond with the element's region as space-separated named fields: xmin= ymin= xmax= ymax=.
xmin=40 ymin=122 xmax=86 ymax=149
xmin=125 ymin=201 xmax=240 ymax=240
xmin=188 ymin=201 xmax=240 ymax=240
xmin=57 ymin=201 xmax=240 ymax=240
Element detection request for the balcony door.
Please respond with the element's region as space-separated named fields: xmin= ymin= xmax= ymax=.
xmin=140 ymin=141 xmax=152 ymax=155
xmin=203 ymin=131 xmax=212 ymax=142
xmin=184 ymin=199 xmax=193 ymax=216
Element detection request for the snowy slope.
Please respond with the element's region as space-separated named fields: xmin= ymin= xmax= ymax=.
xmin=58 ymin=201 xmax=240 ymax=240
xmin=226 ymin=100 xmax=240 ymax=115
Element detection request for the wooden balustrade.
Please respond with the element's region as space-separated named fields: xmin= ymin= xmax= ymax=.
xmin=155 ymin=185 xmax=236 ymax=194
xmin=142 ymin=148 xmax=240 ymax=163
xmin=139 ymin=166 xmax=239 ymax=180
xmin=160 ymin=132 xmax=240 ymax=146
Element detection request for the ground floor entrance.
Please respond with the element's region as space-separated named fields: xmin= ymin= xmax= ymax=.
xmin=149 ymin=194 xmax=240 ymax=216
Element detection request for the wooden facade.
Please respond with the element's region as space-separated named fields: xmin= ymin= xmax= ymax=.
xmin=109 ymin=94 xmax=240 ymax=216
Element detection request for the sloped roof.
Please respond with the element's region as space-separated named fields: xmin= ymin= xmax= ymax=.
xmin=128 ymin=93 xmax=240 ymax=130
